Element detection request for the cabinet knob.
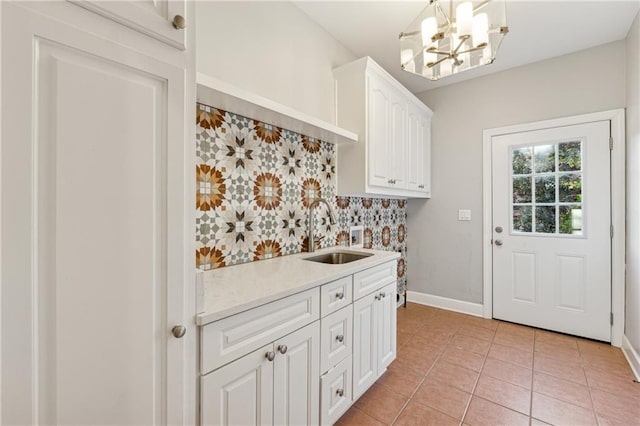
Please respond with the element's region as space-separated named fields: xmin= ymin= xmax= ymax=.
xmin=336 ymin=334 xmax=344 ymax=343
xmin=418 ymin=184 xmax=425 ymax=189
xmin=375 ymin=294 xmax=380 ymax=301
xmin=265 ymin=351 xmax=276 ymax=361
xmin=172 ymin=15 xmax=187 ymax=30
xmin=277 ymin=344 xmax=288 ymax=354
xmin=387 ymin=179 xmax=396 ymax=184
xmin=336 ymin=389 xmax=344 ymax=397
xmin=171 ymin=325 xmax=186 ymax=338
xmin=335 ymin=291 xmax=344 ymax=300
xmin=380 ymin=291 xmax=386 ymax=298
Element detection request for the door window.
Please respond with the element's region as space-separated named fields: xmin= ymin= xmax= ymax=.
xmin=511 ymin=141 xmax=583 ymax=236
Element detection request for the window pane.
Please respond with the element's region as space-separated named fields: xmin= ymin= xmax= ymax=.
xmin=560 ymin=205 xmax=583 ymax=235
xmin=535 ymin=206 xmax=556 ymax=233
xmin=558 ymin=141 xmax=581 ymax=171
xmin=559 ymin=173 xmax=582 ymax=202
xmin=535 ymin=175 xmax=556 ymax=203
xmin=513 ymin=176 xmax=532 ymax=203
xmin=534 ymin=145 xmax=555 ymax=173
xmin=513 ymin=206 xmax=532 ymax=232
xmin=512 ymin=147 xmax=532 ymax=175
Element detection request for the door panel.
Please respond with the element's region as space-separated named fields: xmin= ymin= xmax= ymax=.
xmin=1 ymin=4 xmax=187 ymax=423
xmin=352 ymin=293 xmax=377 ymax=399
xmin=492 ymin=121 xmax=611 ymax=341
xmin=367 ymin=74 xmax=391 ymax=187
xmin=273 ymin=322 xmax=320 ymax=426
xmin=389 ymin=91 xmax=406 ymax=188
xmin=377 ymin=283 xmax=397 ymax=373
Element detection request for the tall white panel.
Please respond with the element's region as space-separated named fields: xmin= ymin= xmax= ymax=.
xmin=511 ymin=252 xmax=537 ymax=303
xmin=556 ymin=255 xmax=586 ymax=311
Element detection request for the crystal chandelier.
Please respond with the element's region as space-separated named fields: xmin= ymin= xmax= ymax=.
xmin=400 ymin=0 xmax=509 ymax=80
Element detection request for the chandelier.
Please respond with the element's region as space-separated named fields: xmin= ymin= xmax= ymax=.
xmin=400 ymin=0 xmax=509 ymax=80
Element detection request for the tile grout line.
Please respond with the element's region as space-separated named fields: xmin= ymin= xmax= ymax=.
xmin=529 ymin=333 xmax=537 ymax=426
xmin=580 ymin=343 xmax=602 ymax=426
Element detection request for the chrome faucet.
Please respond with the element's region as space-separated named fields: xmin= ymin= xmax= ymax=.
xmin=307 ymin=198 xmax=337 ymax=253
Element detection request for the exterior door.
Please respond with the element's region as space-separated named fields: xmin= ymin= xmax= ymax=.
xmin=492 ymin=121 xmax=611 ymax=341
xmin=1 ymin=3 xmax=189 ymax=424
xmin=273 ymin=322 xmax=320 ymax=426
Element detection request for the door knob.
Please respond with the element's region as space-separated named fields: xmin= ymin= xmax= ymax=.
xmin=495 ymin=226 xmax=503 ymax=233
xmin=171 ymin=325 xmax=186 ymax=338
xmin=336 ymin=334 xmax=345 ymax=343
xmin=336 ymin=389 xmax=344 ymax=397
xmin=495 ymin=239 xmax=503 ymax=246
xmin=265 ymin=351 xmax=276 ymax=361
xmin=277 ymin=344 xmax=288 ymax=354
xmin=172 ymin=15 xmax=187 ymax=30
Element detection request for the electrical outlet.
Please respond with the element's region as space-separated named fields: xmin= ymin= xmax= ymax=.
xmin=458 ymin=209 xmax=471 ymax=221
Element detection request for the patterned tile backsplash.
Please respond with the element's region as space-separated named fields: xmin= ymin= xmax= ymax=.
xmin=195 ymin=103 xmax=407 ymax=293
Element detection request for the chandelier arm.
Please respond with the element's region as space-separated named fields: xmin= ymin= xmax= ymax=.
xmin=457 ymin=46 xmax=485 ymax=55
xmin=427 ymin=49 xmax=452 ymax=57
xmin=473 ymin=0 xmax=491 ymax=14
xmin=398 ymin=30 xmax=421 ymax=40
xmin=427 ymin=55 xmax=451 ymax=68
xmin=434 ymin=2 xmax=452 ymax=27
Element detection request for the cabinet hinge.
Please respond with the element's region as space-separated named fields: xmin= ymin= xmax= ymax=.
xmin=609 ymin=136 xmax=613 ymax=150
xmin=611 ymin=312 xmax=614 ymax=325
xmin=611 ymin=225 xmax=614 ymax=239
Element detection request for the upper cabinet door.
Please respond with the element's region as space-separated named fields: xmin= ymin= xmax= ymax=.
xmin=367 ymin=73 xmax=392 ymax=188
xmin=389 ymin=91 xmax=407 ymax=189
xmin=2 ymin=3 xmax=190 ymax=424
xmin=407 ymin=102 xmax=431 ymax=195
xmin=69 ymin=0 xmax=188 ymax=49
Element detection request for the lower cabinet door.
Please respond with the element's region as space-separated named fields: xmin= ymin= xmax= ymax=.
xmin=377 ymin=282 xmax=397 ymax=375
xmin=352 ymin=292 xmax=378 ymax=399
xmin=320 ymin=355 xmax=353 ymax=426
xmin=201 ymin=344 xmax=274 ymax=426
xmin=321 ymin=305 xmax=353 ymax=374
xmin=273 ymin=322 xmax=320 ymax=426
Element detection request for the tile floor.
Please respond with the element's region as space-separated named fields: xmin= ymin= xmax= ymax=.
xmin=336 ymin=303 xmax=640 ymax=426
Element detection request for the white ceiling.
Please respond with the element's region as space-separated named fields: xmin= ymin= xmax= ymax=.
xmin=294 ymin=0 xmax=640 ymax=94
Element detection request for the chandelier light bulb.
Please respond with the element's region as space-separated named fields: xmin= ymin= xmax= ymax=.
xmin=421 ymin=17 xmax=438 ymax=47
xmin=456 ymin=2 xmax=473 ymax=37
xmin=473 ymin=13 xmax=489 ymax=47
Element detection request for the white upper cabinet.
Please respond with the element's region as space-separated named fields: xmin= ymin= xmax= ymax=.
xmin=1 ymin=2 xmax=194 ymax=424
xmin=69 ymin=0 xmax=188 ymax=49
xmin=334 ymin=57 xmax=433 ymax=198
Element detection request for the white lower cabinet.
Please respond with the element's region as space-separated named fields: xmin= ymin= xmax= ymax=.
xmin=320 ymin=355 xmax=353 ymax=426
xmin=353 ymin=282 xmax=397 ymax=399
xmin=201 ymin=322 xmax=320 ymax=426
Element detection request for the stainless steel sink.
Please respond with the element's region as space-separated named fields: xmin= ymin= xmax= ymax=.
xmin=303 ymin=251 xmax=373 ymax=265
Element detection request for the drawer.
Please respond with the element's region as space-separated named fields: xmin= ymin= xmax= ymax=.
xmin=353 ymin=261 xmax=397 ymax=300
xmin=320 ymin=355 xmax=352 ymax=426
xmin=201 ymin=288 xmax=320 ymax=374
xmin=320 ymin=275 xmax=352 ymax=317
xmin=320 ymin=305 xmax=352 ymax=374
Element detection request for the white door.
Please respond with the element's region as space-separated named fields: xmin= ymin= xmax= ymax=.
xmin=377 ymin=283 xmax=397 ymax=373
xmin=68 ymin=0 xmax=188 ymax=49
xmin=389 ymin=90 xmax=407 ymax=189
xmin=273 ymin=322 xmax=320 ymax=426
xmin=367 ymin=72 xmax=391 ymax=188
xmin=1 ymin=3 xmax=189 ymax=424
xmin=492 ymin=121 xmax=611 ymax=341
xmin=352 ymin=292 xmax=378 ymax=399
xmin=201 ymin=344 xmax=274 ymax=426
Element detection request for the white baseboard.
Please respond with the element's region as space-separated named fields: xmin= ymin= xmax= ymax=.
xmin=622 ymin=335 xmax=640 ymax=381
xmin=406 ymin=290 xmax=484 ymax=318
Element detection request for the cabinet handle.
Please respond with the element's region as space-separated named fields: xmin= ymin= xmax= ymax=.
xmin=387 ymin=179 xmax=396 ymax=184
xmin=418 ymin=184 xmax=425 ymax=189
xmin=380 ymin=291 xmax=386 ymax=299
xmin=277 ymin=344 xmax=288 ymax=354
xmin=171 ymin=325 xmax=186 ymax=338
xmin=375 ymin=295 xmax=380 ymax=301
xmin=265 ymin=351 xmax=276 ymax=361
xmin=172 ymin=15 xmax=187 ymax=30
xmin=335 ymin=291 xmax=344 ymax=300
xmin=336 ymin=334 xmax=344 ymax=343
xmin=336 ymin=389 xmax=344 ymax=397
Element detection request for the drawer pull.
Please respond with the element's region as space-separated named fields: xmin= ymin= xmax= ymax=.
xmin=336 ymin=334 xmax=344 ymax=343
xmin=336 ymin=388 xmax=344 ymax=397
xmin=335 ymin=291 xmax=345 ymax=300
xmin=265 ymin=351 xmax=276 ymax=362
xmin=277 ymin=344 xmax=288 ymax=354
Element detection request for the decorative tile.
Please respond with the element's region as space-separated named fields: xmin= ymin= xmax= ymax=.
xmin=195 ymin=103 xmax=408 ymax=294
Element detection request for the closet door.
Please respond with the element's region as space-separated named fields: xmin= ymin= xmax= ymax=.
xmin=1 ymin=3 xmax=189 ymax=424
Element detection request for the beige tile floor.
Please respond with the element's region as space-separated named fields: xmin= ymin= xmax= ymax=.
xmin=336 ymin=303 xmax=640 ymax=426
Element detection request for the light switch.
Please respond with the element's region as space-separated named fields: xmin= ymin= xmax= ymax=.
xmin=458 ymin=209 xmax=471 ymax=221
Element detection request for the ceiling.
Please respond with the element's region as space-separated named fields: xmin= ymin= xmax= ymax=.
xmin=293 ymin=1 xmax=640 ymax=94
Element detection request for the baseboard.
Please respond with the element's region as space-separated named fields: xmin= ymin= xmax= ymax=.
xmin=406 ymin=290 xmax=484 ymax=318
xmin=622 ymin=335 xmax=640 ymax=381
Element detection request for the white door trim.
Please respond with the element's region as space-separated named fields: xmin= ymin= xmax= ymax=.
xmin=482 ymin=109 xmax=625 ymax=346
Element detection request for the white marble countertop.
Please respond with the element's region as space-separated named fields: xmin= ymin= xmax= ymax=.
xmin=196 ymin=247 xmax=400 ymax=326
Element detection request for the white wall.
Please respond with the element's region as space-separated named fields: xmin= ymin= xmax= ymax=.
xmin=625 ymin=12 xmax=640 ymax=356
xmin=196 ymin=1 xmax=356 ymax=123
xmin=408 ymin=41 xmax=626 ymax=303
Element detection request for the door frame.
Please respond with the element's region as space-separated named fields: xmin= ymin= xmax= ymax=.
xmin=482 ymin=109 xmax=625 ymax=346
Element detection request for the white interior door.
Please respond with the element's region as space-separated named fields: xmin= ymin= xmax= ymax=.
xmin=1 ymin=3 xmax=188 ymax=424
xmin=492 ymin=121 xmax=611 ymax=341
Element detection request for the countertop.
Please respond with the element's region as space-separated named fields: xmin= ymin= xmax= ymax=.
xmin=196 ymin=247 xmax=400 ymax=326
